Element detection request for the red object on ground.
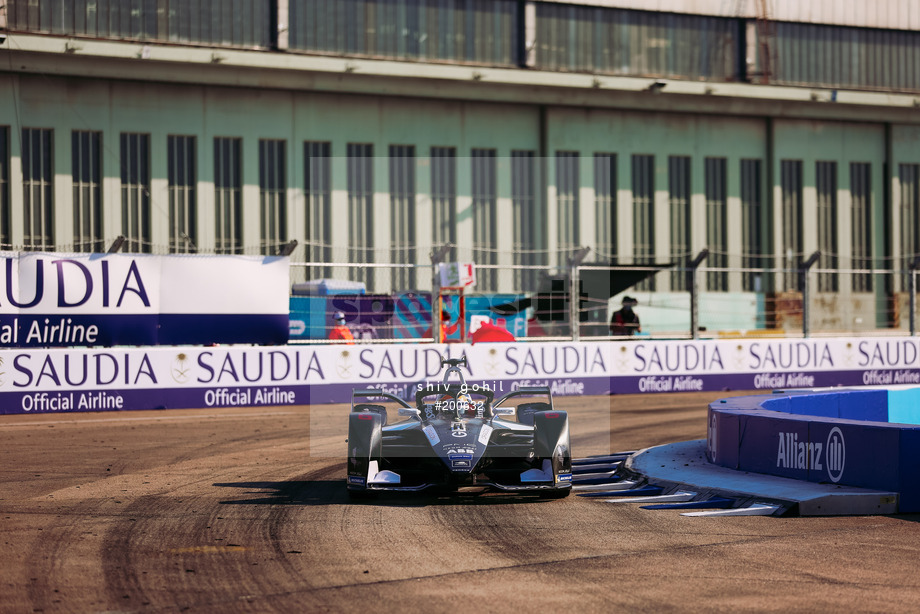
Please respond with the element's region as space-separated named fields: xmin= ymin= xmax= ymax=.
xmin=470 ymin=322 xmax=515 ymax=344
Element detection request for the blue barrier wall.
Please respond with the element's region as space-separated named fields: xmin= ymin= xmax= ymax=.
xmin=707 ymin=387 xmax=920 ymax=513
xmin=888 ymin=388 xmax=920 ymax=425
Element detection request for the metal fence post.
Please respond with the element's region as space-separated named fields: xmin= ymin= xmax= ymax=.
xmin=910 ymin=259 xmax=920 ymax=336
xmin=430 ymin=245 xmax=451 ymax=343
xmin=568 ymin=247 xmax=591 ymax=342
xmin=688 ymin=249 xmax=709 ymax=340
xmin=799 ymin=251 xmax=820 ymax=338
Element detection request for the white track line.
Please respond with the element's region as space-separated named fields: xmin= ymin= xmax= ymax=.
xmin=681 ymin=503 xmax=781 ymax=517
xmin=572 ymin=463 xmax=622 ymax=472
xmin=604 ymin=491 xmax=697 ymax=504
xmin=573 ymin=481 xmax=639 ymax=491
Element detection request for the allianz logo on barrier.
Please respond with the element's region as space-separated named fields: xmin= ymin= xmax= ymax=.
xmin=776 ymin=427 xmax=845 ymax=483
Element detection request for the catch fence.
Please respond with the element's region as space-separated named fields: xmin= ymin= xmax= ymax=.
xmin=289 ymin=255 xmax=920 ymax=343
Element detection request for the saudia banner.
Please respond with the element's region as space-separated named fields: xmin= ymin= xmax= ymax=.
xmin=613 ymin=337 xmax=920 ymax=392
xmin=0 ymin=252 xmax=290 ymax=347
xmin=2 ymin=337 xmax=920 ymax=414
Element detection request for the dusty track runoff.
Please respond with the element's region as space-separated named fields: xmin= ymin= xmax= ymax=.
xmin=2 ymin=391 xmax=920 ymax=613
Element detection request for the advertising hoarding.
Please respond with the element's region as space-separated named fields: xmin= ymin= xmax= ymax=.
xmin=3 ymin=337 xmax=920 ymax=414
xmin=0 ymin=252 xmax=290 ymax=347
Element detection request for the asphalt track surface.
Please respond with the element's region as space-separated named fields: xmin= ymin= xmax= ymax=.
xmin=3 ymin=391 xmax=920 ymax=613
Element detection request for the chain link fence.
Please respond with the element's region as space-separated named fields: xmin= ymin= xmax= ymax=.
xmin=289 ymin=249 xmax=920 ymax=343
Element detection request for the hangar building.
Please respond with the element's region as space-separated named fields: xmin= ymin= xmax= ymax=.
xmin=1 ymin=0 xmax=919 ymax=334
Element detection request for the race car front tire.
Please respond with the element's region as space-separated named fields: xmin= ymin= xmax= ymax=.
xmin=532 ymin=410 xmax=572 ymax=499
xmin=346 ymin=411 xmax=384 ymax=497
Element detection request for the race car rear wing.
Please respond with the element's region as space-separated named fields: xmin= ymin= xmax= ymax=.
xmin=494 ymin=386 xmax=553 ymax=409
xmin=354 ymin=385 xmax=550 ymax=412
xmin=351 ymin=388 xmax=413 ymax=410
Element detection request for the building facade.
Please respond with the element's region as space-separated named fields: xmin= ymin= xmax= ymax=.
xmin=1 ymin=0 xmax=919 ymax=334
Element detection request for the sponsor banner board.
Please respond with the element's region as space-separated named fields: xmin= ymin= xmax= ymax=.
xmin=610 ymin=336 xmax=920 ymax=391
xmin=3 ymin=336 xmax=920 ymax=414
xmin=0 ymin=252 xmax=289 ymax=347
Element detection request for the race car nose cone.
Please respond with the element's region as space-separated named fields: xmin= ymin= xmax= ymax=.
xmin=447 ymin=451 xmax=475 ymax=471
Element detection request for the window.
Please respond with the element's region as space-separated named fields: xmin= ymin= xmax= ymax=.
xmin=668 ymin=156 xmax=691 ymax=291
xmin=593 ymin=153 xmax=616 ymax=261
xmin=305 ymin=141 xmax=332 ymax=275
xmin=71 ymin=131 xmax=103 ymax=253
xmin=772 ymin=22 xmax=920 ymax=94
xmin=851 ymin=162 xmax=872 ymax=292
xmin=288 ymin=0 xmax=520 ymax=66
xmin=556 ymin=151 xmax=579 ymax=254
xmin=259 ymin=139 xmax=287 ymax=256
xmin=632 ymin=154 xmax=655 ymax=291
xmin=120 ymin=133 xmax=150 ymax=253
xmin=705 ymin=157 xmax=728 ymax=292
xmin=900 ymin=164 xmax=920 ymax=291
xmin=6 ymin=0 xmax=272 ymax=49
xmin=816 ymin=161 xmax=839 ymax=292
xmin=168 ymin=135 xmax=196 ymax=253
xmin=22 ymin=128 xmax=54 ymax=251
xmin=214 ymin=137 xmax=242 ymax=255
xmin=389 ymin=145 xmax=416 ymax=290
xmin=472 ymin=148 xmax=497 ymax=292
xmin=431 ymin=147 xmax=457 ymax=261
xmin=0 ymin=127 xmax=12 ymax=249
xmin=512 ymin=150 xmax=541 ymax=291
xmin=781 ymin=160 xmax=803 ymax=291
xmin=347 ymin=144 xmax=374 ymax=288
xmin=741 ymin=159 xmax=765 ymax=292
xmin=536 ymin=4 xmax=739 ymax=81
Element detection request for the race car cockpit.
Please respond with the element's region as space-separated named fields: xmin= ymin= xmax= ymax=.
xmin=420 ymin=391 xmax=482 ymax=421
xmin=414 ymin=358 xmax=492 ymax=422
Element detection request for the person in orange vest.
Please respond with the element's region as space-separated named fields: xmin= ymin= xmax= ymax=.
xmin=440 ymin=309 xmax=460 ymax=343
xmin=329 ymin=311 xmax=355 ymax=344
xmin=423 ymin=309 xmax=460 ymax=342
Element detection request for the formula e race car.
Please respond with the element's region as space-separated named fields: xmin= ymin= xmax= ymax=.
xmin=346 ymin=356 xmax=572 ymax=498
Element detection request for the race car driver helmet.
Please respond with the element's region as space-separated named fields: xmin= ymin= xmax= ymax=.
xmin=455 ymin=393 xmax=476 ymax=418
xmin=438 ymin=393 xmax=476 ymax=418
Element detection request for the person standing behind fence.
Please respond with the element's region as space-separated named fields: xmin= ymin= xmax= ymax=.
xmin=422 ymin=310 xmax=459 ymax=342
xmin=610 ymin=296 xmax=641 ymax=336
xmin=439 ymin=310 xmax=460 ymax=343
xmin=329 ymin=311 xmax=355 ymax=344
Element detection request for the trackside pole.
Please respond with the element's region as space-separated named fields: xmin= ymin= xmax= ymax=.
xmin=799 ymin=251 xmax=820 ymax=338
xmin=430 ymin=245 xmax=451 ymax=342
xmin=911 ymin=259 xmax=919 ymax=336
xmin=689 ymin=249 xmax=709 ymax=340
xmin=568 ymin=247 xmax=590 ymax=342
